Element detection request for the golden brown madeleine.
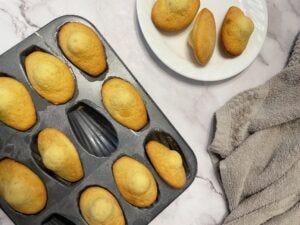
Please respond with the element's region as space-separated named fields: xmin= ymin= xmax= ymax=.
xmin=221 ymin=6 xmax=254 ymax=56
xmin=101 ymin=78 xmax=148 ymax=131
xmin=0 ymin=77 xmax=36 ymax=131
xmin=113 ymin=156 xmax=157 ymax=207
xmin=37 ymin=128 xmax=84 ymax=182
xmin=146 ymin=141 xmax=186 ymax=189
xmin=189 ymin=8 xmax=216 ymax=65
xmin=25 ymin=51 xmax=75 ymax=104
xmin=80 ymin=186 xmax=125 ymax=225
xmin=58 ymin=22 xmax=107 ymax=76
xmin=0 ymin=159 xmax=47 ymax=214
xmin=152 ymin=0 xmax=200 ymax=32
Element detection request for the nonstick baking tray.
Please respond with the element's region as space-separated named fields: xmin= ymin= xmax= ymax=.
xmin=0 ymin=15 xmax=197 ymax=225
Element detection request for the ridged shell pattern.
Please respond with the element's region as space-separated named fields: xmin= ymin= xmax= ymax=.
xmin=68 ymin=103 xmax=118 ymax=157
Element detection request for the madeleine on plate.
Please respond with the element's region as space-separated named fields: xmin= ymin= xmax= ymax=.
xmin=189 ymin=8 xmax=216 ymax=65
xmin=152 ymin=0 xmax=200 ymax=32
xmin=221 ymin=6 xmax=254 ymax=56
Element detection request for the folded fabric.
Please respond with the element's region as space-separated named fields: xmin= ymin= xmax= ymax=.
xmin=209 ymin=32 xmax=300 ymax=225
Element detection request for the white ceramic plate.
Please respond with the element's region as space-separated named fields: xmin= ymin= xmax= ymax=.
xmin=136 ymin=0 xmax=268 ymax=81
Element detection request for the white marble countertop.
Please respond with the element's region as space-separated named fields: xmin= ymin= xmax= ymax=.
xmin=0 ymin=0 xmax=299 ymax=224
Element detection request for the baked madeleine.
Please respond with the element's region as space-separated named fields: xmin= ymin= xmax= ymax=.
xmin=189 ymin=8 xmax=216 ymax=65
xmin=146 ymin=141 xmax=186 ymax=189
xmin=221 ymin=6 xmax=254 ymax=56
xmin=101 ymin=78 xmax=148 ymax=131
xmin=113 ymin=156 xmax=157 ymax=207
xmin=80 ymin=186 xmax=125 ymax=225
xmin=25 ymin=51 xmax=75 ymax=104
xmin=0 ymin=76 xmax=36 ymax=131
xmin=37 ymin=128 xmax=84 ymax=182
xmin=152 ymin=0 xmax=200 ymax=32
xmin=58 ymin=22 xmax=107 ymax=76
xmin=0 ymin=159 xmax=47 ymax=214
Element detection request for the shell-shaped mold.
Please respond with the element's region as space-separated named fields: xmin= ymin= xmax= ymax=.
xmin=67 ymin=102 xmax=118 ymax=157
xmin=42 ymin=214 xmax=76 ymax=225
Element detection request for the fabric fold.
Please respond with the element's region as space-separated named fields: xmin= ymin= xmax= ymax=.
xmin=209 ymin=32 xmax=300 ymax=225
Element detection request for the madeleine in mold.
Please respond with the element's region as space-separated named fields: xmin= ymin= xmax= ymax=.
xmin=0 ymin=76 xmax=36 ymax=131
xmin=146 ymin=141 xmax=186 ymax=189
xmin=37 ymin=128 xmax=84 ymax=182
xmin=113 ymin=156 xmax=157 ymax=207
xmin=80 ymin=186 xmax=125 ymax=225
xmin=25 ymin=51 xmax=75 ymax=104
xmin=101 ymin=78 xmax=148 ymax=131
xmin=0 ymin=159 xmax=47 ymax=214
xmin=58 ymin=22 xmax=107 ymax=76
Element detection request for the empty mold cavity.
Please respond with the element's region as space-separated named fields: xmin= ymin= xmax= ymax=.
xmin=144 ymin=130 xmax=190 ymax=175
xmin=68 ymin=102 xmax=119 ymax=157
xmin=31 ymin=134 xmax=72 ymax=186
xmin=42 ymin=214 xmax=76 ymax=225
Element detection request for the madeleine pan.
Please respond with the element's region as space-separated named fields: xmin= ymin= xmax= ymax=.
xmin=0 ymin=15 xmax=197 ymax=225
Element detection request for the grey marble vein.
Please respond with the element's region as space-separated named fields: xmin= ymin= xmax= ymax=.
xmin=257 ymin=54 xmax=269 ymax=66
xmin=0 ymin=7 xmax=26 ymax=38
xmin=287 ymin=0 xmax=300 ymax=16
xmin=19 ymin=0 xmax=39 ymax=29
xmin=196 ymin=176 xmax=224 ymax=196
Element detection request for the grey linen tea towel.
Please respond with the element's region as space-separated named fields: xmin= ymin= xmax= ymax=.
xmin=209 ymin=33 xmax=300 ymax=225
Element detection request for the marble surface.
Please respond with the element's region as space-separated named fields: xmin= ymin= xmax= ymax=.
xmin=0 ymin=0 xmax=299 ymax=224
